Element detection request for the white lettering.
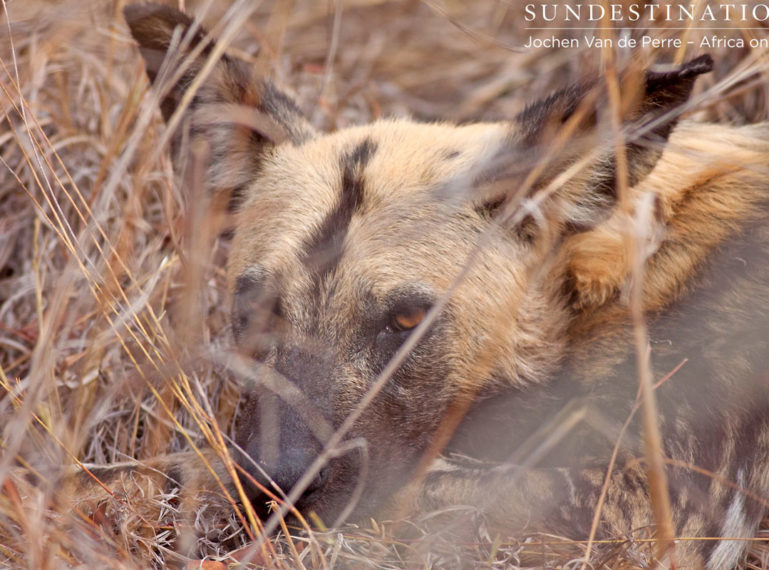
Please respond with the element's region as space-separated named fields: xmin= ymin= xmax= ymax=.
xmin=588 ymin=4 xmax=605 ymax=20
xmin=524 ymin=3 xmax=536 ymax=22
xmin=521 ymin=3 xmax=769 ymax=24
xmin=564 ymin=4 xmax=581 ymax=21
xmin=754 ymin=4 xmax=769 ymax=21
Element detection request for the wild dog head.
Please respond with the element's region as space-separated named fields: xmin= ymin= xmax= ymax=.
xmin=124 ymin=4 xmax=712 ymax=526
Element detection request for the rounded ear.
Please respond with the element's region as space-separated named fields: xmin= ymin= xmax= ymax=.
xmin=517 ymin=54 xmax=713 ymax=192
xmin=123 ymin=4 xmax=316 ymax=191
xmin=471 ymin=57 xmax=712 ymax=310
xmin=478 ymin=55 xmax=713 ymax=234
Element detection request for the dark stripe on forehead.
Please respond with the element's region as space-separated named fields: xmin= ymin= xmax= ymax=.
xmin=301 ymin=139 xmax=377 ymax=279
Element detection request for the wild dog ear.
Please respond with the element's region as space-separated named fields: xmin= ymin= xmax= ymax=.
xmin=539 ymin=56 xmax=712 ymax=309
xmin=123 ymin=4 xmax=315 ymax=191
xmin=485 ymin=55 xmax=713 ymax=234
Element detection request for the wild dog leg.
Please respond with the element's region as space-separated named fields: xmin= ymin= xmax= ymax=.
xmin=419 ymin=457 xmax=763 ymax=568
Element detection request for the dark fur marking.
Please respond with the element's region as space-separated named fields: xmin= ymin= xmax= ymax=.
xmin=473 ymin=195 xmax=506 ymax=220
xmin=76 ymin=465 xmax=138 ymax=485
xmin=259 ymin=82 xmax=313 ymax=145
xmin=231 ymin=271 xmax=278 ymax=346
xmin=301 ymin=139 xmax=377 ymax=280
xmin=515 ymin=55 xmax=713 ymax=215
xmin=164 ymin=465 xmax=184 ymax=495
xmin=442 ymin=149 xmax=461 ymax=160
xmin=123 ymin=5 xmax=216 ymax=122
xmin=516 ymin=83 xmax=593 ymax=146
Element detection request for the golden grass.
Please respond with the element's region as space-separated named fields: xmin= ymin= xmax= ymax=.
xmin=2 ymin=0 xmax=769 ymax=567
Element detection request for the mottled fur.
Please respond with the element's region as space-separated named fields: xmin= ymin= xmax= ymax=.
xmin=88 ymin=5 xmax=769 ymax=568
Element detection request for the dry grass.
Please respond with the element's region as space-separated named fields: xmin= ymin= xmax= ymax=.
xmin=2 ymin=0 xmax=769 ymax=568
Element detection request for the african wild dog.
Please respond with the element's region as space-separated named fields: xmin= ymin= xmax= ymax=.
xmin=93 ymin=3 xmax=769 ymax=567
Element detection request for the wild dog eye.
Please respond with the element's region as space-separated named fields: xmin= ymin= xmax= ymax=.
xmin=376 ymin=287 xmax=435 ymax=350
xmin=375 ymin=296 xmax=434 ymax=362
xmin=388 ymin=307 xmax=427 ymax=333
xmin=382 ymin=296 xmax=433 ymax=335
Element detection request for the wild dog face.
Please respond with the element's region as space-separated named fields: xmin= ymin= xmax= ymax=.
xmin=124 ymin=5 xmax=713 ymax=525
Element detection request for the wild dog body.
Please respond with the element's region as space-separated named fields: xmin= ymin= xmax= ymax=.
xmin=105 ymin=5 xmax=769 ymax=567
xmin=431 ymin=119 xmax=769 ymax=568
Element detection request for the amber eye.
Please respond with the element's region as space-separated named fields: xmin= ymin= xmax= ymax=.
xmin=391 ymin=307 xmax=426 ymax=332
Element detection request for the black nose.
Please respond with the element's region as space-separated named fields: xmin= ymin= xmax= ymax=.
xmin=237 ymin=445 xmax=330 ymax=508
xmin=268 ymin=447 xmax=328 ymax=497
xmin=234 ymin=344 xmax=337 ymax=511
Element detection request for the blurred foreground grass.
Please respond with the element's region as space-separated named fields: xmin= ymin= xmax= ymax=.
xmin=2 ymin=1 xmax=769 ymax=567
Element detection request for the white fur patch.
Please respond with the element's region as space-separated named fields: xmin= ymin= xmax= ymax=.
xmin=707 ymin=469 xmax=754 ymax=569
